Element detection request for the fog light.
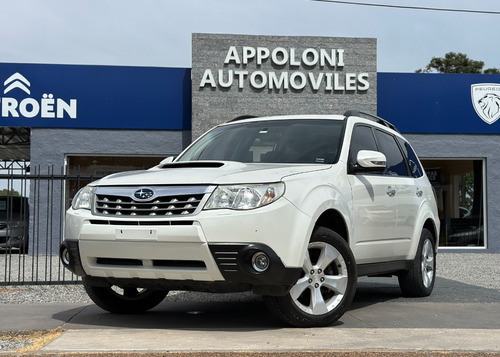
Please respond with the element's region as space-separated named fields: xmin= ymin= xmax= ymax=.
xmin=252 ymin=252 xmax=270 ymax=272
xmin=61 ymin=247 xmax=70 ymax=266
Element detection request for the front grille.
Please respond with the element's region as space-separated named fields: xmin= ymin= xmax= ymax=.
xmin=95 ymin=194 xmax=203 ymax=216
xmin=93 ymin=186 xmax=211 ymax=217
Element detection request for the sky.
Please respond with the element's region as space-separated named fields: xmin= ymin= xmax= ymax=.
xmin=0 ymin=0 xmax=499 ymax=73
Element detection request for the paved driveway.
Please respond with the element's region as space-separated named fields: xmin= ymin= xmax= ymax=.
xmin=1 ymin=275 xmax=499 ymax=353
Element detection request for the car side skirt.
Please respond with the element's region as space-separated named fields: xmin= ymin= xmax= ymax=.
xmin=357 ymin=260 xmax=413 ymax=277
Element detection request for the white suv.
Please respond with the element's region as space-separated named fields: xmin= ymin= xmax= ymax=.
xmin=61 ymin=111 xmax=440 ymax=327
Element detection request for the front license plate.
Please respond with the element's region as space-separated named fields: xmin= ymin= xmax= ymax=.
xmin=116 ymin=228 xmax=158 ymax=240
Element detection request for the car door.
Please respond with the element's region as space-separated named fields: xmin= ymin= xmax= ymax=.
xmin=348 ymin=125 xmax=399 ymax=264
xmin=373 ymin=129 xmax=417 ymax=259
xmin=395 ymin=137 xmax=427 ymax=242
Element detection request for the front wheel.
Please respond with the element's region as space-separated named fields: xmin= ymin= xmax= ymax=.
xmin=264 ymin=227 xmax=357 ymax=327
xmin=398 ymin=228 xmax=436 ymax=297
xmin=83 ymin=277 xmax=168 ymax=314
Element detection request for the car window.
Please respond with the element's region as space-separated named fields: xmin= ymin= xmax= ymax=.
xmin=178 ymin=119 xmax=344 ymax=164
xmin=397 ymin=137 xmax=424 ymax=178
xmin=348 ymin=125 xmax=378 ymax=169
xmin=0 ymin=196 xmax=29 ymax=221
xmin=0 ymin=197 xmax=27 ymax=213
xmin=374 ymin=129 xmax=409 ymax=177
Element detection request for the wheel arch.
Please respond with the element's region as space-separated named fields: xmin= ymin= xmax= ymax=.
xmin=314 ymin=209 xmax=349 ymax=244
xmin=408 ymin=216 xmax=440 ymax=260
xmin=423 ymin=218 xmax=439 ymax=252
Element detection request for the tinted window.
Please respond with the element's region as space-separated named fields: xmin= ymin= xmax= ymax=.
xmin=178 ymin=119 xmax=344 ymax=164
xmin=0 ymin=197 xmax=28 ymax=213
xmin=0 ymin=196 xmax=29 ymax=221
xmin=374 ymin=130 xmax=409 ymax=176
xmin=397 ymin=138 xmax=424 ymax=178
xmin=349 ymin=125 xmax=378 ymax=169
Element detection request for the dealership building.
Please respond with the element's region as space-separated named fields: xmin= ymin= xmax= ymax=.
xmin=1 ymin=33 xmax=499 ymax=253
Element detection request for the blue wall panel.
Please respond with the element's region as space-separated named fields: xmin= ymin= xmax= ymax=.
xmin=3 ymin=64 xmax=499 ymax=134
xmin=378 ymin=73 xmax=500 ymax=134
xmin=0 ymin=63 xmax=191 ymax=130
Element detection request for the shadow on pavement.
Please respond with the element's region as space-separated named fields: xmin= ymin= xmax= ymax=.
xmin=53 ymin=300 xmax=284 ymax=332
xmin=51 ymin=276 xmax=500 ymax=331
xmin=353 ymin=275 xmax=500 ymax=305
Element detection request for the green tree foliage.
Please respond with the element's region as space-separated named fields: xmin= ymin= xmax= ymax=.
xmin=0 ymin=189 xmax=20 ymax=196
xmin=457 ymin=171 xmax=474 ymax=214
xmin=484 ymin=68 xmax=500 ymax=74
xmin=416 ymin=52 xmax=500 ymax=74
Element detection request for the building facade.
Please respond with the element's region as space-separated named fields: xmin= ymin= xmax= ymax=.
xmin=0 ymin=33 xmax=498 ymax=253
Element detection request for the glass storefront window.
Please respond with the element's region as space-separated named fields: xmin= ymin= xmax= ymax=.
xmin=421 ymin=159 xmax=485 ymax=248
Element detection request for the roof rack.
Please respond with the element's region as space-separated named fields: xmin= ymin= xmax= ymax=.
xmin=228 ymin=115 xmax=258 ymax=122
xmin=344 ymin=110 xmax=400 ymax=133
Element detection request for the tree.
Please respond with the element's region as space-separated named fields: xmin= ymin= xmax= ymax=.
xmin=416 ymin=52 xmax=500 ymax=74
xmin=0 ymin=189 xmax=20 ymax=196
xmin=484 ymin=68 xmax=500 ymax=74
xmin=457 ymin=171 xmax=473 ymax=213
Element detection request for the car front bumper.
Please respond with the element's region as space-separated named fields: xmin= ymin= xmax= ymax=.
xmin=0 ymin=227 xmax=26 ymax=249
xmin=61 ymin=198 xmax=310 ymax=293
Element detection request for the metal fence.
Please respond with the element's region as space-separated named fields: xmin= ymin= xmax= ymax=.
xmin=0 ymin=167 xmax=100 ymax=285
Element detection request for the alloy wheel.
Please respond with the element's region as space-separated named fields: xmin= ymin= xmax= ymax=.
xmin=291 ymin=241 xmax=348 ymax=315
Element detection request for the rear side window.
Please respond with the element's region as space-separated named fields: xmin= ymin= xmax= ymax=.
xmin=374 ymin=129 xmax=409 ymax=176
xmin=397 ymin=137 xmax=424 ymax=178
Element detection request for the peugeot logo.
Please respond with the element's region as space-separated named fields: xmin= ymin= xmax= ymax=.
xmin=134 ymin=188 xmax=155 ymax=200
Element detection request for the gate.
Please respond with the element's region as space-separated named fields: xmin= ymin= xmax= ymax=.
xmin=0 ymin=166 xmax=100 ymax=285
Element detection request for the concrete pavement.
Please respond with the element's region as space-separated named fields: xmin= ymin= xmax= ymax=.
xmin=1 ymin=275 xmax=499 ymax=354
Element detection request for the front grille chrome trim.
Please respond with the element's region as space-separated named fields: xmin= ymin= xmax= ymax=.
xmin=89 ymin=220 xmax=194 ymax=226
xmin=92 ymin=186 xmax=215 ymax=217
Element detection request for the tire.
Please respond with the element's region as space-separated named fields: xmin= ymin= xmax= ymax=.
xmin=20 ymin=234 xmax=29 ymax=255
xmin=398 ymin=228 xmax=436 ymax=297
xmin=264 ymin=227 xmax=357 ymax=327
xmin=83 ymin=277 xmax=168 ymax=314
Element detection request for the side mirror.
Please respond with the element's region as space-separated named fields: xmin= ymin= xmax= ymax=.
xmin=149 ymin=156 xmax=176 ymax=170
xmin=354 ymin=150 xmax=386 ymax=173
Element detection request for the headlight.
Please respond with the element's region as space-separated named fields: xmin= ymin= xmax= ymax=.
xmin=71 ymin=186 xmax=94 ymax=210
xmin=204 ymin=183 xmax=285 ymax=210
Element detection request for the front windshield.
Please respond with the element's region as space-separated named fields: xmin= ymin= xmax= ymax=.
xmin=177 ymin=119 xmax=344 ymax=164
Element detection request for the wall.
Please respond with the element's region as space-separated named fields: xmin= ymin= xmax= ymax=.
xmin=378 ymin=73 xmax=500 ymax=134
xmin=29 ymin=128 xmax=191 ymax=253
xmin=0 ymin=64 xmax=192 ymax=130
xmin=378 ymin=73 xmax=500 ymax=252
xmin=192 ymin=33 xmax=377 ymax=139
xmin=31 ymin=128 xmax=191 ymax=168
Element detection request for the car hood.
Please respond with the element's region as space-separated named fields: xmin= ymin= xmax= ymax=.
xmin=93 ymin=161 xmax=331 ymax=186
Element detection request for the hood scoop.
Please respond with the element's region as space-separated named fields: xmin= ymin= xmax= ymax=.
xmin=160 ymin=161 xmax=225 ymax=169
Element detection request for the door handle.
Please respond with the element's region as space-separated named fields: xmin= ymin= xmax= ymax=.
xmin=386 ymin=187 xmax=396 ymax=197
xmin=416 ymin=188 xmax=423 ymax=197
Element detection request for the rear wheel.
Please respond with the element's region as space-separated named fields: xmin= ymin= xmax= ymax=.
xmin=19 ymin=234 xmax=29 ymax=254
xmin=83 ymin=277 xmax=168 ymax=314
xmin=264 ymin=227 xmax=357 ymax=327
xmin=398 ymin=228 xmax=436 ymax=297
